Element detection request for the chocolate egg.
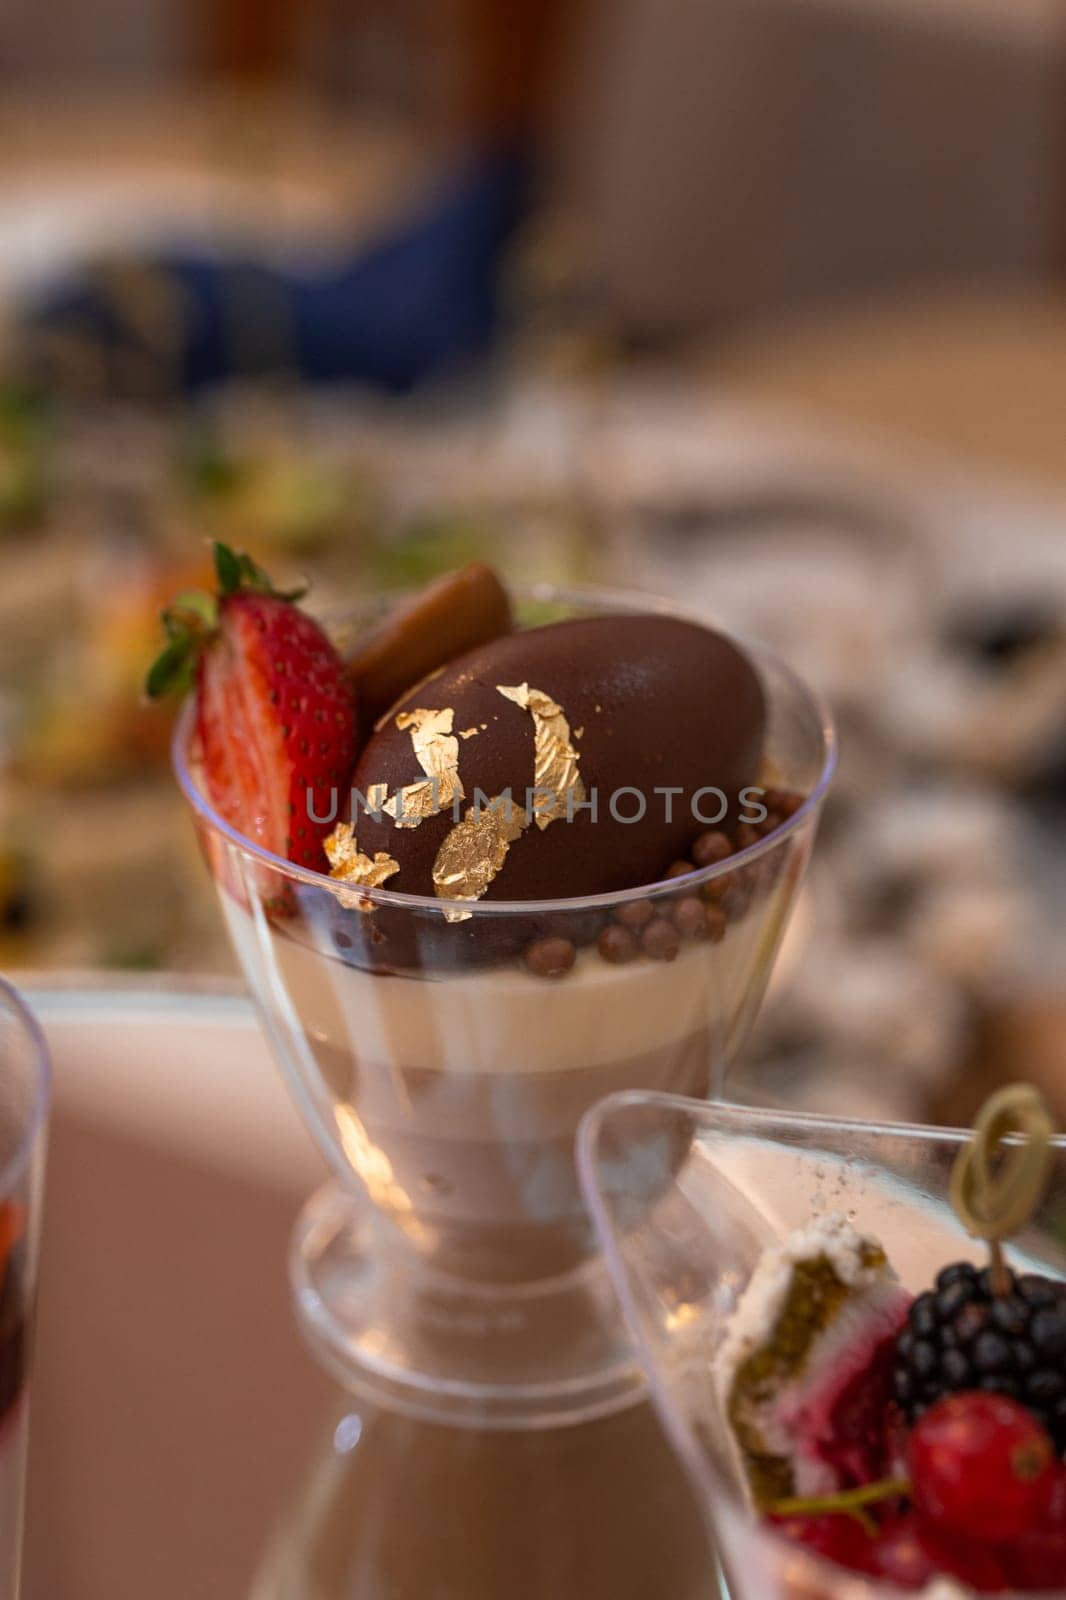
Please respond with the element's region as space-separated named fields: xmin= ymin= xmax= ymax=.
xmin=347 ymin=614 xmax=765 ymax=904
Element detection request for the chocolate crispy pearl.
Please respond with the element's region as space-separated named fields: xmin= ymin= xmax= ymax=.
xmin=672 ymin=897 xmax=710 ymax=940
xmin=641 ymin=918 xmax=680 ymax=961
xmin=524 ymin=936 xmax=577 ymax=978
xmin=691 ymin=830 xmax=732 ymax=868
xmin=615 ymin=898 xmax=654 ymax=931
xmin=597 ymin=923 xmax=639 ymax=964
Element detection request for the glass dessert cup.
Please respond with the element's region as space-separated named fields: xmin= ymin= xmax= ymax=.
xmin=0 ymin=979 xmax=50 ymax=1600
xmin=175 ymin=584 xmax=834 ymax=1343
xmin=174 ymin=584 xmax=834 ymax=1597
xmin=578 ymin=1093 xmax=1066 ymax=1599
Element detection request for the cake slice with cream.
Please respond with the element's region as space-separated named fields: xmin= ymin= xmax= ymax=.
xmin=715 ymin=1213 xmax=911 ymax=1507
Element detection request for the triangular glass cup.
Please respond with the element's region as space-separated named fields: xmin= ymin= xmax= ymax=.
xmin=578 ymin=1092 xmax=1066 ymax=1599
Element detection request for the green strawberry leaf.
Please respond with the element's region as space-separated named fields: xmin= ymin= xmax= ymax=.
xmin=145 ymin=637 xmax=195 ymax=700
xmin=148 ymin=543 xmax=312 ymax=698
xmin=214 ymin=541 xmax=243 ymax=596
xmin=212 ymin=541 xmax=308 ymax=603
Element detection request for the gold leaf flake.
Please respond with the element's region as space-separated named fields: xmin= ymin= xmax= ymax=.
xmin=384 ymin=780 xmax=445 ymax=828
xmin=459 ymin=726 xmax=479 ymax=740
xmin=496 ymin=682 xmax=586 ymax=829
xmin=324 ymin=822 xmax=400 ymax=910
xmin=382 ymin=706 xmax=465 ymax=827
xmin=432 ymin=794 xmax=529 ymax=908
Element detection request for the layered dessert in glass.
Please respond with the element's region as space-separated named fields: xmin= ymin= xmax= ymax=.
xmin=163 ymin=555 xmax=834 ymax=1286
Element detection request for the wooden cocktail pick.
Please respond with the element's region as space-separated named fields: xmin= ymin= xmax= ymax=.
xmin=949 ymin=1083 xmax=1055 ymax=1297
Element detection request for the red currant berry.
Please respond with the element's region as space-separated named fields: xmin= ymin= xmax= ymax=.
xmin=908 ymin=1391 xmax=1057 ymax=1542
xmin=769 ymin=1512 xmax=872 ymax=1574
xmin=868 ymin=1515 xmax=1007 ymax=1592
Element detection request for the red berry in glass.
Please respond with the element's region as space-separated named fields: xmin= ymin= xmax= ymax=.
xmin=868 ymin=1515 xmax=1008 ymax=1592
xmin=908 ymin=1391 xmax=1056 ymax=1543
xmin=769 ymin=1512 xmax=872 ymax=1574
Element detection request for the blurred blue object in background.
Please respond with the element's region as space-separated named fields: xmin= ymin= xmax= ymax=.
xmin=19 ymin=144 xmax=531 ymax=395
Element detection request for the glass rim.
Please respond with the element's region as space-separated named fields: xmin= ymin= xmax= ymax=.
xmin=0 ymin=975 xmax=51 ymax=1195
xmin=577 ymin=1089 xmax=1066 ymax=1176
xmin=171 ymin=580 xmax=838 ymax=918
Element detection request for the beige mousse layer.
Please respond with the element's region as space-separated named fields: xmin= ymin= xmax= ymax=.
xmin=223 ymin=896 xmax=777 ymax=1081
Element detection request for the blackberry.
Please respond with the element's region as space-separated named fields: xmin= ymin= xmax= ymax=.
xmin=892 ymin=1262 xmax=1066 ymax=1454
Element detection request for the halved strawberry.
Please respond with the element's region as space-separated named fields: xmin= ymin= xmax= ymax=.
xmin=147 ymin=544 xmax=357 ymax=871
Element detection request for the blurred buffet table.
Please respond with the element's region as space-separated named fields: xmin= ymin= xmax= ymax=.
xmin=0 ymin=94 xmax=1063 ymax=1133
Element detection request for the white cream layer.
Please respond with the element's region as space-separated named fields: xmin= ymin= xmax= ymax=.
xmin=223 ymin=891 xmax=780 ymax=1079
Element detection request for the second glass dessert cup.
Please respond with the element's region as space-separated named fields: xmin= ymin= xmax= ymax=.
xmin=578 ymin=1094 xmax=1066 ymax=1599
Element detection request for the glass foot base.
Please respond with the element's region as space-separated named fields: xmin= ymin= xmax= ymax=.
xmin=290 ymin=1182 xmax=646 ymax=1429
